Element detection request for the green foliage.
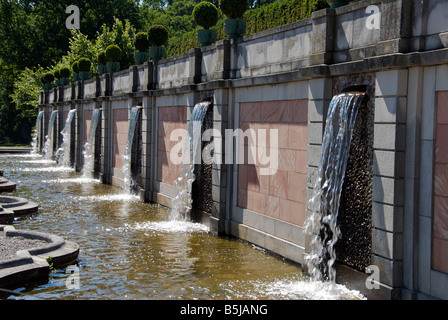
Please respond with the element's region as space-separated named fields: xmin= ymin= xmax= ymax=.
xmin=135 ymin=32 xmax=151 ymax=52
xmin=78 ymin=58 xmax=92 ymax=72
xmin=98 ymin=50 xmax=107 ymax=65
xmin=106 ymin=45 xmax=123 ymax=62
xmin=148 ymin=25 xmax=169 ymax=46
xmin=10 ymin=66 xmax=44 ymax=121
xmin=193 ymin=2 xmax=219 ymax=29
xmin=219 ymin=0 xmax=250 ymax=19
xmin=96 ymin=18 xmax=136 ymax=69
xmin=243 ymin=0 xmax=329 ymax=35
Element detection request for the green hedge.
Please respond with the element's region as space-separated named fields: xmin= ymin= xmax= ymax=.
xmin=166 ymin=0 xmax=330 ymax=57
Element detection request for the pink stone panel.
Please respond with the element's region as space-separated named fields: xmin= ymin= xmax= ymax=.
xmin=157 ymin=106 xmax=187 ymax=186
xmin=84 ymin=109 xmax=93 ymax=143
xmin=433 ymin=91 xmax=448 ymax=274
xmin=437 ymin=91 xmax=448 ymax=124
xmin=112 ymin=108 xmax=129 ymax=168
xmin=237 ymin=99 xmax=308 ymax=226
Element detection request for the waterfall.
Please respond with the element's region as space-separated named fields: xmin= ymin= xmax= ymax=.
xmin=170 ymin=101 xmax=211 ymax=221
xmin=82 ymin=109 xmax=101 ymax=178
xmin=304 ymin=92 xmax=365 ymax=283
xmin=43 ymin=110 xmax=58 ymax=160
xmin=55 ymin=109 xmax=76 ymax=167
xmin=31 ymin=111 xmax=44 ymax=155
xmin=122 ymin=106 xmax=142 ymax=194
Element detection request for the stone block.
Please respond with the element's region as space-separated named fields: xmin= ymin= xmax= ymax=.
xmin=373 ymin=176 xmax=404 ymax=206
xmin=375 ymin=69 xmax=408 ymax=96
xmin=374 ymin=96 xmax=407 ymax=123
xmin=372 ymin=227 xmax=403 ymax=261
xmin=373 ymin=123 xmax=406 ymax=151
xmin=372 ymin=201 xmax=403 ymax=233
xmin=373 ymin=150 xmax=405 ymax=178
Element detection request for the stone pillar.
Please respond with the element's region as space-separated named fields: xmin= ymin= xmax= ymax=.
xmin=310 ymin=9 xmax=336 ymax=65
xmin=372 ymin=69 xmax=408 ymax=299
xmin=74 ymin=102 xmax=84 ymax=172
xmin=141 ymin=96 xmax=153 ymax=202
xmin=100 ymin=99 xmax=112 ymax=185
xmin=402 ymin=67 xmax=423 ymax=299
xmin=188 ymin=48 xmax=202 ymax=84
xmin=378 ymin=0 xmax=412 ymax=54
xmin=211 ymin=88 xmax=229 ymax=235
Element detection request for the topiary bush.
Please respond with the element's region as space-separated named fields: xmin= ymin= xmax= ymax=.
xmin=97 ymin=50 xmax=107 ymax=65
xmin=135 ymin=32 xmax=151 ymax=52
xmin=42 ymin=72 xmax=55 ymax=84
xmin=148 ymin=25 xmax=169 ymax=47
xmin=71 ymin=61 xmax=79 ymax=74
xmin=78 ymin=58 xmax=92 ymax=72
xmin=53 ymin=69 xmax=61 ymax=80
xmin=219 ymin=0 xmax=249 ymax=19
xmin=60 ymin=67 xmax=71 ymax=79
xmin=193 ymin=1 xmax=219 ymax=29
xmin=105 ymin=44 xmax=122 ymax=62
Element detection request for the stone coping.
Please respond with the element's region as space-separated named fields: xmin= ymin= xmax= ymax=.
xmin=0 ymin=196 xmax=39 ymax=224
xmin=0 ymin=225 xmax=80 ymax=289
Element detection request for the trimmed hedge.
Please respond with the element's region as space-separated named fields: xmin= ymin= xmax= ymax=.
xmin=244 ymin=0 xmax=329 ymax=35
xmin=166 ymin=0 xmax=330 ymax=57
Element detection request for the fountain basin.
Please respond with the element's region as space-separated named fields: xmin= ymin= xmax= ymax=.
xmin=0 ymin=178 xmax=17 ymax=193
xmin=0 ymin=196 xmax=39 ymax=223
xmin=0 ymin=225 xmax=80 ymax=289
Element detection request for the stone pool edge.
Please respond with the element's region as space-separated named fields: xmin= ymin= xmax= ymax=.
xmin=0 ymin=225 xmax=79 ymax=290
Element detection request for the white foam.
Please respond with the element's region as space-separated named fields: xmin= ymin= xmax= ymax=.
xmin=17 ymin=166 xmax=74 ymax=173
xmin=126 ymin=220 xmax=210 ymax=234
xmin=19 ymin=159 xmax=57 ymax=164
xmin=42 ymin=177 xmax=101 ymax=184
xmin=77 ymin=194 xmax=140 ymax=202
xmin=245 ymin=277 xmax=366 ymax=300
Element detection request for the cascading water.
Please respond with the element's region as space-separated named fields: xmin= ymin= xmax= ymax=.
xmin=170 ymin=101 xmax=211 ymax=221
xmin=31 ymin=111 xmax=44 ymax=155
xmin=304 ymin=92 xmax=366 ymax=284
xmin=82 ymin=109 xmax=101 ymax=179
xmin=122 ymin=106 xmax=142 ymax=194
xmin=43 ymin=110 xmax=58 ymax=160
xmin=55 ymin=109 xmax=76 ymax=167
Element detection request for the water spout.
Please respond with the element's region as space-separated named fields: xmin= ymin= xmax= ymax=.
xmin=43 ymin=110 xmax=58 ymax=160
xmin=55 ymin=109 xmax=76 ymax=167
xmin=170 ymin=101 xmax=211 ymax=221
xmin=304 ymin=92 xmax=366 ymax=283
xmin=122 ymin=106 xmax=142 ymax=194
xmin=31 ymin=111 xmax=44 ymax=155
xmin=82 ymin=108 xmax=102 ymax=179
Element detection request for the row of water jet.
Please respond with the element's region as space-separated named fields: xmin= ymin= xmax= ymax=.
xmin=31 ymin=111 xmax=44 ymax=155
xmin=121 ymin=106 xmax=142 ymax=195
xmin=82 ymin=108 xmax=101 ymax=179
xmin=43 ymin=110 xmax=58 ymax=160
xmin=170 ymin=101 xmax=211 ymax=221
xmin=55 ymin=109 xmax=76 ymax=167
xmin=304 ymin=92 xmax=366 ymax=284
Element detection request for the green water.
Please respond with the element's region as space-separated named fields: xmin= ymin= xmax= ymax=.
xmin=0 ymin=153 xmax=365 ymax=300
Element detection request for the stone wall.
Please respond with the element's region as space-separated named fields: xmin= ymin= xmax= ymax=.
xmin=38 ymin=0 xmax=448 ymax=300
